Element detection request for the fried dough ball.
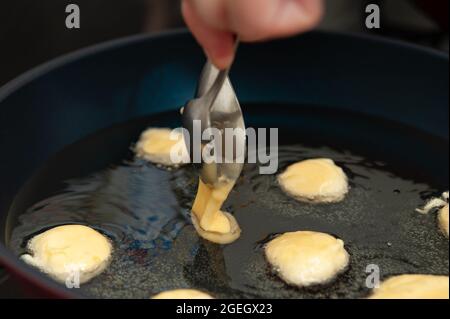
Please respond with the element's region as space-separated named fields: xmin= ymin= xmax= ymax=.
xmin=278 ymin=159 xmax=348 ymax=203
xmin=21 ymin=225 xmax=112 ymax=284
xmin=370 ymin=275 xmax=449 ymax=299
xmin=152 ymin=289 xmax=213 ymax=299
xmin=265 ymin=231 xmax=350 ymax=287
xmin=135 ymin=128 xmax=189 ymax=166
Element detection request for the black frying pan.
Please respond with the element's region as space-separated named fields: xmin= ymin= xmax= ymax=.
xmin=0 ymin=30 xmax=448 ymax=298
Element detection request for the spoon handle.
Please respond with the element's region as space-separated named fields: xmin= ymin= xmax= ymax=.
xmin=204 ymin=39 xmax=240 ymax=111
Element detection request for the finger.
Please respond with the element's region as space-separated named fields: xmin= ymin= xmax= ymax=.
xmin=187 ymin=0 xmax=324 ymax=42
xmin=186 ymin=0 xmax=229 ymax=29
xmin=226 ymin=0 xmax=324 ymax=41
xmin=182 ymin=0 xmax=235 ymax=69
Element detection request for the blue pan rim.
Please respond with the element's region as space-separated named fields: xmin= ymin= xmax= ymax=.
xmin=0 ymin=28 xmax=448 ymax=103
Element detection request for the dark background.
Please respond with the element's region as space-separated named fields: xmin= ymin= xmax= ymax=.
xmin=0 ymin=0 xmax=448 ymax=87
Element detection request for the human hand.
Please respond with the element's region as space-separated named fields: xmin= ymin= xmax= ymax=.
xmin=182 ymin=0 xmax=324 ymax=69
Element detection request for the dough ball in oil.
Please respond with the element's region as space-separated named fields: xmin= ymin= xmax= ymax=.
xmin=438 ymin=204 xmax=449 ymax=238
xmin=135 ymin=128 xmax=189 ymax=166
xmin=152 ymin=289 xmax=214 ymax=299
xmin=370 ymin=275 xmax=449 ymax=299
xmin=21 ymin=225 xmax=112 ymax=284
xmin=191 ymin=178 xmax=241 ymax=244
xmin=278 ymin=159 xmax=349 ymax=203
xmin=265 ymin=231 xmax=349 ymax=287
xmin=191 ymin=212 xmax=241 ymax=245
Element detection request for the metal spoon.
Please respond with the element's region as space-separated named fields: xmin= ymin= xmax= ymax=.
xmin=182 ymin=47 xmax=245 ymax=187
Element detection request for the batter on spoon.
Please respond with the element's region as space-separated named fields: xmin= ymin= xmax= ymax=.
xmin=191 ymin=178 xmax=241 ymax=244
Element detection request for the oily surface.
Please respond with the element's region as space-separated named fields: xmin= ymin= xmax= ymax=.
xmin=7 ymin=106 xmax=449 ymax=298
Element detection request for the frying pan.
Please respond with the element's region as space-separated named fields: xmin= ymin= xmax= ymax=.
xmin=0 ymin=30 xmax=448 ymax=298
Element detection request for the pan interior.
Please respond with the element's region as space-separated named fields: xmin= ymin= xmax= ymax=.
xmin=6 ymin=103 xmax=449 ymax=298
